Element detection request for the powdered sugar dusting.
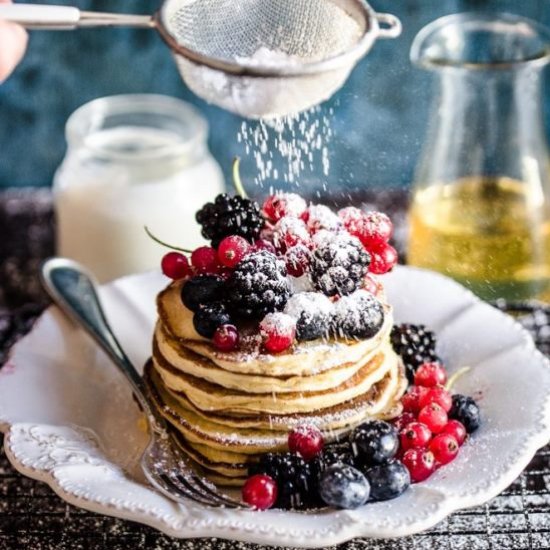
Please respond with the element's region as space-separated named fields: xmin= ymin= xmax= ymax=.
xmin=285 ymin=292 xmax=334 ymax=321
xmin=236 ymin=47 xmax=304 ymax=68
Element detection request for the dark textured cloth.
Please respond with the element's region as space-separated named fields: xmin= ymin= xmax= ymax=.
xmin=0 ymin=189 xmax=549 ymax=550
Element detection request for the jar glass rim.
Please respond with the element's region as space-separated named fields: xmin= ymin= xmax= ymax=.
xmin=411 ymin=12 xmax=550 ymax=71
xmin=65 ymin=94 xmax=209 ymax=162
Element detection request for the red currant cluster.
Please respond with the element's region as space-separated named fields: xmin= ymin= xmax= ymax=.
xmin=393 ymin=362 xmax=469 ymax=482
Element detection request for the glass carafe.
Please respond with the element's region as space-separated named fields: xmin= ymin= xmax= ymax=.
xmin=408 ymin=13 xmax=550 ymax=302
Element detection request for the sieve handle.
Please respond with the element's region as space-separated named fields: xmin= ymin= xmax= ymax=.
xmin=375 ymin=13 xmax=402 ymax=39
xmin=0 ymin=4 xmax=153 ymax=29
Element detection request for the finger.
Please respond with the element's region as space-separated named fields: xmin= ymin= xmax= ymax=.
xmin=0 ymin=19 xmax=28 ymax=82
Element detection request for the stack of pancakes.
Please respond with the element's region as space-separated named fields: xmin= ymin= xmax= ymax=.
xmin=144 ymin=281 xmax=407 ymax=486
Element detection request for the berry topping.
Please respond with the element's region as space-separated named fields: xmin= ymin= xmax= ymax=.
xmin=262 ymin=193 xmax=307 ymax=222
xmin=399 ymin=422 xmax=432 ymax=451
xmin=226 ymin=251 xmax=290 ymax=319
xmin=193 ymin=302 xmax=232 ymax=339
xmin=288 ymin=425 xmax=324 ymax=461
xmin=333 ymin=290 xmax=385 ymax=340
xmin=367 ymin=241 xmax=398 ymax=275
xmin=161 ymin=252 xmax=190 ymax=280
xmin=419 ymin=386 xmax=453 ymax=412
xmin=414 ymin=362 xmax=447 ymax=388
xmin=363 ymin=274 xmax=381 ymax=295
xmin=309 ymin=233 xmax=371 ymax=296
xmin=449 ymin=395 xmax=481 ymax=433
xmin=442 ymin=420 xmax=467 ymax=446
xmin=306 ymin=204 xmax=342 ymax=233
xmin=284 ymin=292 xmax=333 ymax=342
xmin=365 ymin=460 xmax=410 ymax=501
xmin=191 ymin=246 xmax=221 ymax=274
xmin=272 ymin=217 xmax=311 ymax=251
xmin=402 ymin=448 xmax=435 ymax=482
xmin=316 ymin=443 xmax=355 ymax=470
xmin=390 ymin=324 xmax=438 ymax=382
xmin=195 ymin=193 xmax=264 ymax=248
xmin=350 ymin=420 xmax=399 ymax=467
xmin=249 ymin=452 xmax=319 ymax=510
xmin=284 ymin=245 xmax=311 ymax=277
xmin=338 ymin=206 xmax=364 ymax=235
xmin=212 ymin=324 xmax=239 ymax=352
xmin=392 ymin=411 xmax=417 ymax=432
xmin=242 ymin=474 xmax=278 ymax=510
xmin=418 ymin=403 xmax=448 ymax=434
xmin=260 ymin=312 xmax=296 ymax=353
xmin=217 ymin=235 xmax=251 ymax=268
xmin=181 ymin=275 xmax=224 ymax=312
xmin=253 ymin=239 xmax=277 ymax=254
xmin=319 ymin=464 xmax=370 ymax=509
xmin=358 ymin=211 xmax=393 ymax=246
xmin=401 ymin=385 xmax=430 ymax=413
xmin=429 ymin=434 xmax=459 ymax=465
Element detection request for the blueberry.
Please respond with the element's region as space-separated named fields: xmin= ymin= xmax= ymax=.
xmin=181 ymin=275 xmax=224 ymax=312
xmin=365 ymin=460 xmax=410 ymax=501
xmin=350 ymin=420 xmax=399 ymax=467
xmin=193 ymin=302 xmax=232 ymax=338
xmin=319 ymin=464 xmax=370 ymax=509
xmin=450 ymin=395 xmax=481 ymax=433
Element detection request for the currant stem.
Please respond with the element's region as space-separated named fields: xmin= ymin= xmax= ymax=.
xmin=144 ymin=226 xmax=192 ymax=254
xmin=445 ymin=366 xmax=471 ymax=392
xmin=232 ymin=157 xmax=248 ymax=199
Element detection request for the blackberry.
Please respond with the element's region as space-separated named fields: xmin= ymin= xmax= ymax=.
xmin=196 ymin=193 xmax=263 ymax=248
xmin=450 ymin=394 xmax=481 ymax=433
xmin=309 ymin=233 xmax=371 ymax=297
xmin=284 ymin=292 xmax=333 ymax=341
xmin=193 ymin=302 xmax=232 ymax=338
xmin=249 ymin=452 xmax=321 ymax=510
xmin=390 ymin=323 xmax=438 ymax=382
xmin=332 ymin=290 xmax=385 ymax=340
xmin=226 ymin=251 xmax=290 ymax=319
xmin=181 ymin=275 xmax=224 ymax=312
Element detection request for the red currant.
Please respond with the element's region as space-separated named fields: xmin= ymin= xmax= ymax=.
xmin=262 ymin=193 xmax=307 ymax=222
xmin=442 ymin=420 xmax=467 ymax=446
xmin=402 ymin=448 xmax=435 ymax=482
xmin=367 ymin=241 xmax=398 ymax=275
xmin=288 ymin=424 xmax=324 ymax=461
xmin=213 ymin=324 xmax=239 ymax=352
xmin=285 ymin=245 xmax=311 ymax=277
xmin=161 ymin=252 xmax=190 ymax=280
xmin=359 ymin=211 xmax=393 ymax=245
xmin=338 ymin=206 xmax=364 ymax=236
xmin=191 ymin=246 xmax=220 ymax=274
xmin=429 ymin=434 xmax=459 ymax=465
xmin=419 ymin=386 xmax=453 ymax=412
xmin=401 ymin=385 xmax=430 ymax=414
xmin=418 ymin=403 xmax=448 ymax=434
xmin=400 ymin=422 xmax=432 ymax=451
xmin=260 ymin=312 xmax=296 ymax=353
xmin=414 ymin=362 xmax=447 ymax=387
xmin=392 ymin=411 xmax=416 ymax=431
xmin=254 ymin=239 xmax=277 ymax=255
xmin=242 ymin=474 xmax=278 ymax=510
xmin=217 ymin=236 xmax=251 ymax=268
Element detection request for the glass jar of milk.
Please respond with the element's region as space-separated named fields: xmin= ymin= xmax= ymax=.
xmin=53 ymin=94 xmax=224 ymax=282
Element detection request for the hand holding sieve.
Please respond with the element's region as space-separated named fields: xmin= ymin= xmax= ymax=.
xmin=0 ymin=1 xmax=401 ymax=118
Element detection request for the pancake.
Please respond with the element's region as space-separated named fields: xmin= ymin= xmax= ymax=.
xmin=157 ymin=281 xmax=394 ymax=377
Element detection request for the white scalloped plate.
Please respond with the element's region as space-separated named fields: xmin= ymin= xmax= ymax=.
xmin=1 ymin=266 xmax=550 ymax=546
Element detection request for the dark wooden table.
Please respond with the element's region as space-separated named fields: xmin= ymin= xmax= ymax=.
xmin=0 ymin=189 xmax=549 ymax=550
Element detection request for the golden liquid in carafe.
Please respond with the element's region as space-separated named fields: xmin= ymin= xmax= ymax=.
xmin=408 ymin=176 xmax=550 ymax=302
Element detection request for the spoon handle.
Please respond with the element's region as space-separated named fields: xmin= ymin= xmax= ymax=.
xmin=40 ymin=258 xmax=154 ymax=419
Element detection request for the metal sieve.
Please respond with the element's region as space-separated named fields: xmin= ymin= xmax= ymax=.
xmin=0 ymin=1 xmax=401 ymax=118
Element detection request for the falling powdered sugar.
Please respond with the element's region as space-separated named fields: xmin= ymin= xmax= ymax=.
xmin=236 ymin=105 xmax=334 ymax=186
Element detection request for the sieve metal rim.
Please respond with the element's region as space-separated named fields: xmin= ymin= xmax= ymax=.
xmin=154 ymin=0 xmax=389 ymax=77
